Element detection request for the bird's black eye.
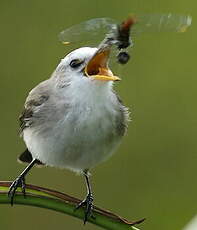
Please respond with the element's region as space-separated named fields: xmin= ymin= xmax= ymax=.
xmin=70 ymin=59 xmax=83 ymax=68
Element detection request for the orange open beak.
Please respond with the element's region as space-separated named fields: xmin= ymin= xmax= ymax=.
xmin=84 ymin=49 xmax=121 ymax=81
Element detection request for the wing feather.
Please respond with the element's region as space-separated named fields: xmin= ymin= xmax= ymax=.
xmin=19 ymin=80 xmax=50 ymax=134
xmin=19 ymin=95 xmax=49 ymax=133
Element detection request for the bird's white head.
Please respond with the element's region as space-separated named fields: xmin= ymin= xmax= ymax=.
xmin=52 ymin=47 xmax=120 ymax=89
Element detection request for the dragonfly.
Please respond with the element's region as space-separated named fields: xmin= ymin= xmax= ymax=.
xmin=58 ymin=14 xmax=192 ymax=64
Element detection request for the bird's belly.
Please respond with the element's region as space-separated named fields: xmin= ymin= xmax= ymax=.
xmin=23 ymin=110 xmax=122 ymax=172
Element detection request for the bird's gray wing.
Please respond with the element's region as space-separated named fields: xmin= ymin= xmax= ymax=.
xmin=114 ymin=93 xmax=130 ymax=136
xmin=19 ymin=94 xmax=49 ymax=133
xmin=19 ymin=80 xmax=50 ymax=134
xmin=18 ymin=80 xmax=51 ymax=164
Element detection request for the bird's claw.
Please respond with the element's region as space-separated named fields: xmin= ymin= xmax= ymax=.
xmin=76 ymin=193 xmax=94 ymax=224
xmin=8 ymin=176 xmax=26 ymax=205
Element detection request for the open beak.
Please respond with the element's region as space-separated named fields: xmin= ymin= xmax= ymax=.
xmin=84 ymin=49 xmax=121 ymax=81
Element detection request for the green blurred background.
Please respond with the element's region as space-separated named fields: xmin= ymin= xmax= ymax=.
xmin=0 ymin=0 xmax=196 ymax=229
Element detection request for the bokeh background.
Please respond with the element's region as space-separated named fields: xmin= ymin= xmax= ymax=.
xmin=0 ymin=0 xmax=196 ymax=230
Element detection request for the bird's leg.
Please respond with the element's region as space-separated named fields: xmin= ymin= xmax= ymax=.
xmin=76 ymin=170 xmax=94 ymax=224
xmin=8 ymin=159 xmax=38 ymax=205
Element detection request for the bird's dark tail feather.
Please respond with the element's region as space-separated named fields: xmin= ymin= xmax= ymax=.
xmin=18 ymin=149 xmax=44 ymax=165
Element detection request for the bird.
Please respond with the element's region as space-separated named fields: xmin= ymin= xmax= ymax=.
xmin=8 ymin=46 xmax=130 ymax=223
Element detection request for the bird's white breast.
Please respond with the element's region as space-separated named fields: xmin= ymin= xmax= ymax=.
xmin=23 ymin=80 xmax=124 ymax=173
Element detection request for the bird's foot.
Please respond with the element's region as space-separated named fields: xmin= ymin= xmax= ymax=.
xmin=8 ymin=175 xmax=26 ymax=205
xmin=76 ymin=193 xmax=94 ymax=224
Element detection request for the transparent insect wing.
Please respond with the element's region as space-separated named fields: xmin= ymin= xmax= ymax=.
xmin=58 ymin=17 xmax=117 ymax=46
xmin=131 ymin=14 xmax=192 ymax=35
xmin=58 ymin=14 xmax=191 ymax=48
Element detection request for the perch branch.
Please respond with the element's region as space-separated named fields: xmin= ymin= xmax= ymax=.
xmin=0 ymin=181 xmax=144 ymax=230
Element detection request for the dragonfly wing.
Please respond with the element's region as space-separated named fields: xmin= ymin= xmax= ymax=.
xmin=131 ymin=13 xmax=192 ymax=36
xmin=58 ymin=17 xmax=117 ymax=46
